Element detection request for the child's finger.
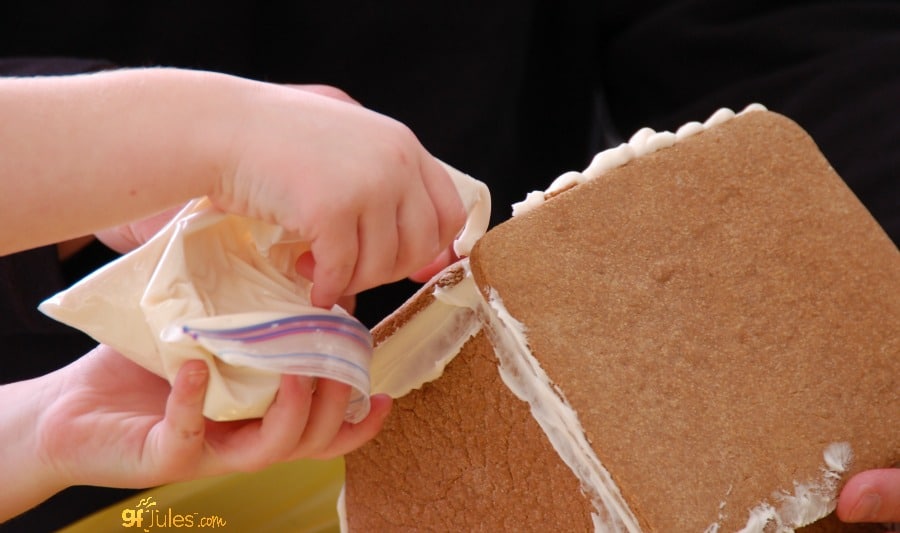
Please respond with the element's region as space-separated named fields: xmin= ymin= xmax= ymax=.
xmin=294 ymin=379 xmax=352 ymax=456
xmin=391 ymin=187 xmax=441 ymax=278
xmin=285 ymin=84 xmax=361 ymax=105
xmin=305 ymin=393 xmax=393 ymax=460
xmin=155 ymin=360 xmax=209 ymax=471
xmin=408 ymin=245 xmax=457 ymax=283
xmin=344 ymin=198 xmax=400 ymax=297
xmin=419 ymin=156 xmax=467 ymax=250
xmin=295 ymin=251 xmax=315 ymax=282
xmin=252 ymin=375 xmax=316 ymax=461
xmin=309 ymin=216 xmax=359 ymax=309
xmin=837 ymin=468 xmax=900 ymax=522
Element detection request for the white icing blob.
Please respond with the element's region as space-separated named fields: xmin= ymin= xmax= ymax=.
xmin=628 ymin=127 xmax=657 ymax=156
xmin=643 ymin=130 xmax=677 ymax=154
xmin=584 ymin=143 xmax=636 ymax=180
xmin=741 ymin=103 xmax=768 ymax=114
xmin=823 ymin=441 xmax=853 ymax=473
xmin=703 ymin=107 xmax=736 ymax=128
xmin=736 ymin=505 xmax=777 ymax=533
xmin=546 ymin=170 xmax=586 ymax=195
xmin=512 ymin=190 xmax=550 ymax=217
xmin=676 ymin=121 xmax=705 ymax=140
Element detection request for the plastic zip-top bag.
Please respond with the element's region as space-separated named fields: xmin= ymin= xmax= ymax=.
xmin=40 ymin=162 xmax=490 ymax=423
xmin=168 ymin=311 xmax=373 ymax=422
xmin=41 ymin=197 xmax=368 ymax=421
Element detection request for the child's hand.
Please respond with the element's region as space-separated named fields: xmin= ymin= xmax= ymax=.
xmin=408 ymin=246 xmax=460 ymax=283
xmin=35 ymin=345 xmax=391 ymax=491
xmin=212 ymin=81 xmax=466 ymax=308
xmin=95 ymin=206 xmax=181 ymax=253
xmin=3 ymin=69 xmax=464 ymax=306
xmin=94 ymin=85 xmax=364 ymax=257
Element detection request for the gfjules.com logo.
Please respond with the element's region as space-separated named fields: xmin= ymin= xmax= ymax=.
xmin=121 ymin=496 xmax=228 ymax=530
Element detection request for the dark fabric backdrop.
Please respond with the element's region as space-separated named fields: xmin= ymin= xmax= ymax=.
xmin=1 ymin=2 xmax=897 ymax=530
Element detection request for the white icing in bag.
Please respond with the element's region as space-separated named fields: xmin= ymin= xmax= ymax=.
xmin=168 ymin=310 xmax=374 ymax=422
xmin=40 ymin=198 xmax=369 ymax=421
xmin=40 ymin=160 xmax=490 ymax=422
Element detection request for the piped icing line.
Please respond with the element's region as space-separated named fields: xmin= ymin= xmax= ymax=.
xmin=361 ymin=260 xmax=640 ymax=532
xmin=512 ymin=103 xmax=768 ymax=217
xmin=723 ymin=442 xmax=853 ymax=533
xmin=482 ymin=289 xmax=641 ymax=533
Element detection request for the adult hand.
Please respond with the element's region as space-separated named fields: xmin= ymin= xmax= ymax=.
xmin=837 ymin=468 xmax=900 ymax=526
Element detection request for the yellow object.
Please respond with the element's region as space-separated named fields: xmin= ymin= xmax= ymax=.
xmin=59 ymin=458 xmax=344 ymax=533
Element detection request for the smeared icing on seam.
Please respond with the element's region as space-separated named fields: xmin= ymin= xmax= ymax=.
xmin=363 ymin=259 xmax=640 ymax=532
xmin=483 ymin=289 xmax=641 ymax=533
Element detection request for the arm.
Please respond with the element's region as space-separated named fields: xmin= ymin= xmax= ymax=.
xmin=0 ymin=68 xmax=465 ymax=307
xmin=0 ymin=68 xmax=217 ymax=253
xmin=0 ymin=68 xmax=463 ymax=522
xmin=0 ymin=371 xmax=65 ymax=521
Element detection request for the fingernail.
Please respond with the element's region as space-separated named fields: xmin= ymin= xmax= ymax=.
xmin=186 ymin=368 xmax=208 ymax=387
xmin=849 ymin=491 xmax=881 ymax=521
xmin=373 ymin=394 xmax=393 ymax=417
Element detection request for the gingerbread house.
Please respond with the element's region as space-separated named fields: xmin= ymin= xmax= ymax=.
xmin=342 ymin=107 xmax=899 ymax=532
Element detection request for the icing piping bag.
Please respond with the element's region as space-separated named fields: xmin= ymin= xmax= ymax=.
xmin=39 ymin=162 xmax=490 ymax=423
